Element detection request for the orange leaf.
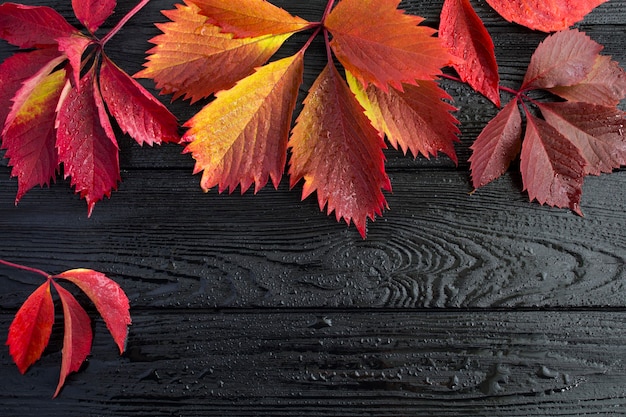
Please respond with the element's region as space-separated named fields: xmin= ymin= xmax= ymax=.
xmin=6 ymin=281 xmax=54 ymax=375
xmin=325 ymin=0 xmax=454 ymax=91
xmin=485 ymin=0 xmax=607 ymax=32
xmin=135 ymin=1 xmax=291 ymax=103
xmin=347 ymin=71 xmax=459 ymax=162
xmin=183 ymin=52 xmax=304 ymax=193
xmin=289 ymin=63 xmax=391 ymax=238
xmin=192 ymin=0 xmax=310 ymax=38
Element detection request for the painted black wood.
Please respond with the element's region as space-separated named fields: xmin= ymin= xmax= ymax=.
xmin=1 ymin=0 xmax=625 ymax=416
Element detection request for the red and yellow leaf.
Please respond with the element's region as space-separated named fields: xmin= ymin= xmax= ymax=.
xmin=325 ymin=0 xmax=454 ymax=91
xmin=2 ymin=68 xmax=66 ymax=202
xmin=520 ymin=113 xmax=586 ymax=214
xmin=100 ymin=55 xmax=180 ymax=146
xmin=6 ymin=281 xmax=54 ymax=375
xmin=192 ymin=0 xmax=310 ymax=38
xmin=72 ymin=0 xmax=116 ymax=34
xmin=55 ymin=269 xmax=131 ymax=355
xmin=289 ymin=63 xmax=391 ymax=238
xmin=547 ymin=55 xmax=626 ymax=107
xmin=347 ymin=71 xmax=459 ymax=162
xmin=183 ymin=52 xmax=304 ymax=193
xmin=0 ymin=2 xmax=78 ymax=48
xmin=485 ymin=0 xmax=607 ymax=32
xmin=439 ymin=0 xmax=500 ymax=106
xmin=135 ymin=1 xmax=291 ymax=103
xmin=56 ymin=67 xmax=120 ymax=215
xmin=469 ymin=99 xmax=523 ymax=189
xmin=538 ymin=102 xmax=626 ymax=176
xmin=51 ymin=282 xmax=93 ymax=398
xmin=522 ymin=29 xmax=603 ymax=91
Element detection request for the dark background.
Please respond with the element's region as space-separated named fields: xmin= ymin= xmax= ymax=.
xmin=1 ymin=1 xmax=625 ymax=415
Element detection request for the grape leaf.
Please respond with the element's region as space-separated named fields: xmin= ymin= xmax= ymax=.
xmin=469 ymin=99 xmax=523 ymax=189
xmin=485 ymin=0 xmax=608 ymax=32
xmin=347 ymin=71 xmax=459 ymax=162
xmin=325 ymin=0 xmax=454 ymax=91
xmin=6 ymin=281 xmax=54 ymax=375
xmin=439 ymin=0 xmax=500 ymax=106
xmin=289 ymin=62 xmax=391 ymax=238
xmin=183 ymin=52 xmax=304 ymax=193
xmin=72 ymin=0 xmax=116 ymax=34
xmin=192 ymin=0 xmax=310 ymax=38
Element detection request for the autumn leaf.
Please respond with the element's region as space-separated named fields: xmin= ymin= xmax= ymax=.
xmin=485 ymin=0 xmax=608 ymax=32
xmin=439 ymin=0 xmax=500 ymax=106
xmin=0 ymin=2 xmax=78 ymax=48
xmin=72 ymin=0 xmax=116 ymax=34
xmin=289 ymin=62 xmax=391 ymax=238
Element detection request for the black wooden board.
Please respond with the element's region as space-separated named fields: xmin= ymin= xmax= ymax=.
xmin=1 ymin=0 xmax=625 ymax=416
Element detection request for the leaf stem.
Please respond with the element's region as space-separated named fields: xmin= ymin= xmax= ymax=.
xmin=322 ymin=0 xmax=336 ymax=23
xmin=301 ymin=25 xmax=323 ymax=54
xmin=100 ymin=0 xmax=151 ymax=47
xmin=0 ymin=259 xmax=51 ymax=279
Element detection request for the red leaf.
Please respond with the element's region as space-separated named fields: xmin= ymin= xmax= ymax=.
xmin=55 ymin=269 xmax=131 ymax=354
xmin=56 ymin=67 xmax=120 ymax=215
xmin=522 ymin=29 xmax=603 ymax=91
xmin=2 ymin=69 xmax=66 ymax=202
xmin=51 ymin=282 xmax=93 ymax=398
xmin=192 ymin=0 xmax=310 ymax=38
xmin=485 ymin=0 xmax=607 ymax=32
xmin=439 ymin=0 xmax=500 ymax=106
xmin=538 ymin=102 xmax=626 ymax=176
xmin=347 ymin=73 xmax=459 ymax=162
xmin=57 ymin=34 xmax=93 ymax=88
xmin=469 ymin=99 xmax=523 ymax=188
xmin=520 ymin=113 xmax=586 ymax=214
xmin=100 ymin=55 xmax=179 ymax=146
xmin=72 ymin=0 xmax=116 ymax=34
xmin=289 ymin=63 xmax=391 ymax=238
xmin=325 ymin=0 xmax=454 ymax=91
xmin=0 ymin=2 xmax=78 ymax=48
xmin=6 ymin=281 xmax=54 ymax=375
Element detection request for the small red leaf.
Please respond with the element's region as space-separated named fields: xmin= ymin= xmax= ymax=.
xmin=72 ymin=0 xmax=116 ymax=34
xmin=522 ymin=29 xmax=603 ymax=91
xmin=0 ymin=2 xmax=78 ymax=48
xmin=100 ymin=55 xmax=179 ymax=146
xmin=54 ymin=269 xmax=131 ymax=354
xmin=469 ymin=99 xmax=523 ymax=189
xmin=51 ymin=282 xmax=93 ymax=398
xmin=6 ymin=280 xmax=54 ymax=375
xmin=520 ymin=113 xmax=587 ymax=214
xmin=56 ymin=67 xmax=120 ymax=215
xmin=440 ymin=0 xmax=500 ymax=106
xmin=56 ymin=34 xmax=93 ymax=88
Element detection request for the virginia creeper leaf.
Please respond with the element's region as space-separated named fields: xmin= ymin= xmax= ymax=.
xmin=72 ymin=0 xmax=116 ymax=34
xmin=135 ymin=1 xmax=291 ymax=103
xmin=56 ymin=67 xmax=120 ymax=216
xmin=56 ymin=34 xmax=93 ymax=88
xmin=0 ymin=2 xmax=78 ymax=48
xmin=6 ymin=281 xmax=54 ymax=375
xmin=325 ymin=0 xmax=454 ymax=91
xmin=538 ymin=102 xmax=626 ymax=176
xmin=192 ymin=0 xmax=310 ymax=38
xmin=485 ymin=0 xmax=607 ymax=32
xmin=520 ymin=113 xmax=586 ymax=214
xmin=183 ymin=52 xmax=304 ymax=193
xmin=347 ymin=71 xmax=459 ymax=162
xmin=51 ymin=282 xmax=93 ymax=398
xmin=469 ymin=99 xmax=523 ymax=189
xmin=522 ymin=29 xmax=603 ymax=91
xmin=2 ymin=69 xmax=66 ymax=202
xmin=439 ymin=0 xmax=500 ymax=106
xmin=100 ymin=55 xmax=180 ymax=146
xmin=55 ymin=269 xmax=131 ymax=354
xmin=289 ymin=63 xmax=391 ymax=238
xmin=547 ymin=55 xmax=626 ymax=107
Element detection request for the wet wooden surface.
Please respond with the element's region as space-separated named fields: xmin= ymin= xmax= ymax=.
xmin=1 ymin=1 xmax=625 ymax=416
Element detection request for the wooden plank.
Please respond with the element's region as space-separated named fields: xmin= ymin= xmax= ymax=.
xmin=1 ymin=310 xmax=625 ymax=416
xmin=1 ymin=169 xmax=624 ymax=309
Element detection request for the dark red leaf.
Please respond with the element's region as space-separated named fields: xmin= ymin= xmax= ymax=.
xmin=72 ymin=0 xmax=116 ymax=34
xmin=6 ymin=281 xmax=54 ymax=375
xmin=57 ymin=34 xmax=93 ymax=88
xmin=0 ymin=2 xmax=77 ymax=48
